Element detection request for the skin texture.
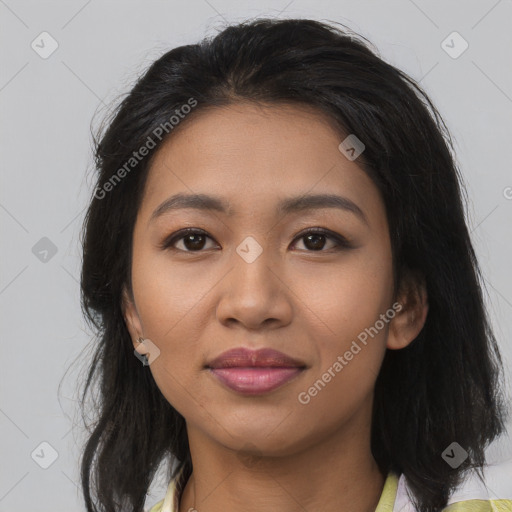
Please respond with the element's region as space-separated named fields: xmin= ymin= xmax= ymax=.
xmin=123 ymin=102 xmax=428 ymax=512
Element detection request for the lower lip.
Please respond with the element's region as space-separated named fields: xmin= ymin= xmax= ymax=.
xmin=209 ymin=367 xmax=304 ymax=395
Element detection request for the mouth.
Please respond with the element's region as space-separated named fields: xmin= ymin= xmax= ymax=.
xmin=205 ymin=347 xmax=307 ymax=395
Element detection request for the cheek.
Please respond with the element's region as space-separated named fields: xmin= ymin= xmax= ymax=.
xmin=131 ymin=242 xmax=216 ymax=342
xmin=130 ymin=250 xmax=214 ymax=411
xmin=290 ymin=245 xmax=393 ymax=404
xmin=292 ymin=244 xmax=394 ymax=348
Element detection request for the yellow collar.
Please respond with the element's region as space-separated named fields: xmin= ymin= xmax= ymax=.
xmin=375 ymin=472 xmax=400 ymax=511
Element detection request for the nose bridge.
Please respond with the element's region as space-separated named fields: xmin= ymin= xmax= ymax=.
xmin=215 ymin=234 xmax=292 ymax=329
xmin=231 ymin=234 xmax=276 ymax=298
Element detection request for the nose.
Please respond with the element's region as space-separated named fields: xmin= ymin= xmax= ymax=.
xmin=215 ymin=243 xmax=293 ymax=331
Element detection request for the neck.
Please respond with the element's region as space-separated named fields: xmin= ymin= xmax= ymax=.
xmin=178 ymin=415 xmax=385 ymax=512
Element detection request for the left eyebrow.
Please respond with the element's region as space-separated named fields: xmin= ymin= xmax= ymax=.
xmin=149 ymin=192 xmax=368 ymax=226
xmin=276 ymin=193 xmax=368 ymax=226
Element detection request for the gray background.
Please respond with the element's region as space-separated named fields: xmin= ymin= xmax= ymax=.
xmin=1 ymin=0 xmax=511 ymax=510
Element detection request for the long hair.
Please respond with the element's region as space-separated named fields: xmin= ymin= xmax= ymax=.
xmin=79 ymin=18 xmax=507 ymax=512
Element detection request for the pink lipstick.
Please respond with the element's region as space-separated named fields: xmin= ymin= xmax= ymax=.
xmin=206 ymin=347 xmax=306 ymax=395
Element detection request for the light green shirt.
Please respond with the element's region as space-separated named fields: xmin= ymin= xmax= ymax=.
xmin=148 ymin=469 xmax=512 ymax=511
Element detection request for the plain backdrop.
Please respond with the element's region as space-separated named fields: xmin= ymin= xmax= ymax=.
xmin=1 ymin=1 xmax=511 ymax=510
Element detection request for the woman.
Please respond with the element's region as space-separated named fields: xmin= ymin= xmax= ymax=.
xmin=79 ymin=18 xmax=510 ymax=512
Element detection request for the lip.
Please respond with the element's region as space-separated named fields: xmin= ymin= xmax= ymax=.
xmin=206 ymin=347 xmax=306 ymax=369
xmin=205 ymin=347 xmax=306 ymax=395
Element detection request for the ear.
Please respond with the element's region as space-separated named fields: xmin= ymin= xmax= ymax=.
xmin=386 ymin=269 xmax=429 ymax=350
xmin=121 ymin=286 xmax=146 ymax=354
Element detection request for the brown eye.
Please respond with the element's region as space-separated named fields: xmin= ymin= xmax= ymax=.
xmin=160 ymin=227 xmax=351 ymax=253
xmin=291 ymin=228 xmax=351 ymax=252
xmin=160 ymin=229 xmax=218 ymax=252
xmin=179 ymin=233 xmax=209 ymax=251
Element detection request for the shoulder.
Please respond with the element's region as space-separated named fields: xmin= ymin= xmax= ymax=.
xmin=393 ymin=458 xmax=512 ymax=511
xmin=147 ymin=500 xmax=164 ymax=512
xmin=147 ymin=468 xmax=183 ymax=512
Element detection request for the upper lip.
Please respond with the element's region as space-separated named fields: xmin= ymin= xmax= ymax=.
xmin=206 ymin=347 xmax=306 ymax=369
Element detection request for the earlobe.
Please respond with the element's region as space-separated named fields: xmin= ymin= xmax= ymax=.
xmin=386 ymin=271 xmax=429 ymax=350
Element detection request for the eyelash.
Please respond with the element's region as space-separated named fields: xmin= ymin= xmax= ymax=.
xmin=159 ymin=227 xmax=352 ymax=253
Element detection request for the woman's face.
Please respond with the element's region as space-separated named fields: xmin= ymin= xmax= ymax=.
xmin=124 ymin=102 xmax=414 ymax=456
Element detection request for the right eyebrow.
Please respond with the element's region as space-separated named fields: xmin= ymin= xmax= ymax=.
xmin=150 ymin=193 xmax=233 ymax=223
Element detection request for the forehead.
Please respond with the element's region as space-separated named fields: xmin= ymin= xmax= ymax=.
xmin=139 ymin=102 xmax=383 ymax=221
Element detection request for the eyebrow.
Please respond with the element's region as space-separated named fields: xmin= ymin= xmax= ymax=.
xmin=149 ymin=192 xmax=368 ymax=225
